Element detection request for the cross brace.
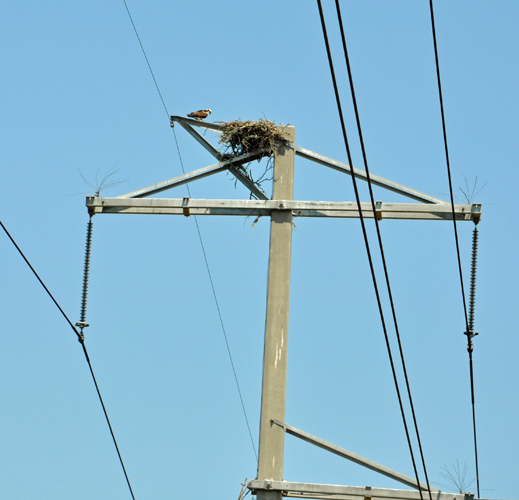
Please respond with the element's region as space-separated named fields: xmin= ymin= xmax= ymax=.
xmin=271 ymin=419 xmax=437 ymax=492
xmin=169 ymin=115 xmax=447 ymax=205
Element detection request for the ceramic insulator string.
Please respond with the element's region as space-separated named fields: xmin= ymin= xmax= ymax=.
xmin=79 ymin=217 xmax=93 ymax=326
xmin=468 ymin=226 xmax=479 ymax=333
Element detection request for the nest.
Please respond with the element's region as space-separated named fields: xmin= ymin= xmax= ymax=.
xmin=216 ymin=119 xmax=289 ymax=198
xmin=217 ymin=119 xmax=288 ymax=159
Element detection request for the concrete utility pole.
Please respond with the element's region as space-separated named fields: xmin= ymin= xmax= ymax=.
xmin=87 ymin=116 xmax=484 ymax=500
xmin=257 ymin=127 xmax=295 ymax=498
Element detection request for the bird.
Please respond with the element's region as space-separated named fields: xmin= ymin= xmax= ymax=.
xmin=187 ymin=109 xmax=212 ymax=121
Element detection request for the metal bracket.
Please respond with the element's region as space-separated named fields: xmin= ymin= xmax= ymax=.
xmin=375 ymin=201 xmax=383 ymax=220
xmin=182 ymin=197 xmax=190 ymax=217
xmin=471 ymin=203 xmax=482 ymax=224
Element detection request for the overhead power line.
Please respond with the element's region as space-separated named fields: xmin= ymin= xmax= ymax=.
xmin=332 ymin=1 xmax=433 ymax=496
xmin=0 ymin=220 xmax=136 ymax=500
xmin=428 ymin=1 xmax=480 ymax=496
xmin=316 ymin=3 xmax=431 ymax=498
xmin=120 ymin=0 xmax=258 ymax=461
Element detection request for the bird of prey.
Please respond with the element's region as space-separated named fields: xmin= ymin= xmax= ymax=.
xmin=187 ymin=109 xmax=212 ymax=121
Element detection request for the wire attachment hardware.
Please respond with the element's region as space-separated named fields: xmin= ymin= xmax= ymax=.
xmin=182 ymin=197 xmax=190 ymax=217
xmin=464 ymin=329 xmax=479 ymax=353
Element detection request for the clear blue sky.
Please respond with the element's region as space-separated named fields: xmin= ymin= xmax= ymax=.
xmin=1 ymin=1 xmax=518 ymax=499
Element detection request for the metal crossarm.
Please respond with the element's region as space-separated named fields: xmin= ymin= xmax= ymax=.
xmin=170 ymin=115 xmax=224 ymax=132
xmin=87 ymin=197 xmax=479 ymax=222
xmin=248 ymin=481 xmax=471 ymax=500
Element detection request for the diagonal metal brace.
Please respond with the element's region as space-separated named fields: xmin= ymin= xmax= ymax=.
xmin=170 ymin=116 xmax=268 ymax=200
xmin=173 ymin=117 xmax=223 ymax=159
xmin=229 ymin=166 xmax=269 ymax=200
xmin=293 ymin=145 xmax=447 ymax=205
xmin=117 ymin=150 xmax=270 ymax=199
xmin=271 ymin=419 xmax=437 ymax=492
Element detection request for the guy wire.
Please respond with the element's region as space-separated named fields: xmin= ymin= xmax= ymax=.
xmin=121 ymin=0 xmax=258 ymax=461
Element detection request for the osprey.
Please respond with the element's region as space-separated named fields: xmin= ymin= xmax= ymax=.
xmin=187 ymin=109 xmax=212 ymax=121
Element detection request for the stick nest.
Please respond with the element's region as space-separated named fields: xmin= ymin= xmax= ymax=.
xmin=217 ymin=119 xmax=288 ymax=159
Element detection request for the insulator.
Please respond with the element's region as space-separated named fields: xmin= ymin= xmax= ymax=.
xmin=79 ymin=217 xmax=94 ymax=326
xmin=468 ymin=225 xmax=479 ymax=333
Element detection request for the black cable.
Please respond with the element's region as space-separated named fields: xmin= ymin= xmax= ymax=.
xmin=316 ymin=3 xmax=424 ymax=497
xmin=428 ymin=2 xmax=480 ymax=495
xmin=121 ymin=0 xmax=258 ymax=462
xmin=333 ymin=2 xmax=433 ymax=498
xmin=1 ymin=220 xmax=136 ymax=500
xmin=78 ymin=341 xmax=136 ymax=500
xmin=428 ymin=0 xmax=470 ymax=328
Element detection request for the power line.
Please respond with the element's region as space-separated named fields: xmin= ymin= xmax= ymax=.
xmin=0 ymin=220 xmax=136 ymax=500
xmin=120 ymin=0 xmax=258 ymax=461
xmin=332 ymin=1 xmax=433 ymax=497
xmin=316 ymin=3 xmax=426 ymax=497
xmin=428 ymin=2 xmax=480 ymax=496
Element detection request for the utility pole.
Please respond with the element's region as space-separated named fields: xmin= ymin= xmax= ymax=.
xmin=257 ymin=127 xmax=295 ymax=500
xmin=86 ymin=116 xmax=483 ymax=500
